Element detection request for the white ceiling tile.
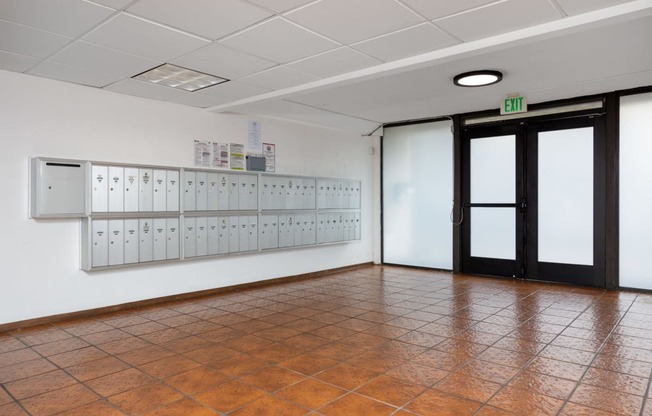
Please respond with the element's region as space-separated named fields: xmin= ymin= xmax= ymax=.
xmin=247 ymin=0 xmax=316 ymax=13
xmin=221 ymin=17 xmax=338 ymax=63
xmin=555 ymin=0 xmax=636 ymax=16
xmin=0 ymin=20 xmax=72 ymax=58
xmin=0 ymin=0 xmax=114 ymax=38
xmin=195 ymin=81 xmax=269 ymax=104
xmin=90 ymin=0 xmax=133 ymax=10
xmin=50 ymin=40 xmax=160 ymax=77
xmin=398 ymin=0 xmax=498 ymax=20
xmin=0 ymin=50 xmax=40 ymax=72
xmin=289 ymin=47 xmax=381 ymax=78
xmin=286 ymin=0 xmax=424 ymax=44
xmin=172 ymin=43 xmax=276 ymax=80
xmin=239 ymin=65 xmax=320 ymax=90
xmin=103 ymin=78 xmax=187 ymax=100
xmin=83 ymin=13 xmax=209 ymax=61
xmin=27 ymin=60 xmax=121 ymax=87
xmin=165 ymin=92 xmax=230 ymax=108
xmin=435 ymin=0 xmax=562 ymax=41
xmin=352 ymin=23 xmax=458 ymax=62
xmin=127 ymin=0 xmax=272 ymax=40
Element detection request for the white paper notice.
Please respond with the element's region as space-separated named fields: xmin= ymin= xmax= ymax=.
xmin=212 ymin=142 xmax=229 ymax=168
xmin=230 ymin=143 xmax=245 ymax=170
xmin=263 ymin=143 xmax=275 ymax=172
xmin=247 ymin=120 xmax=263 ymax=154
xmin=194 ymin=140 xmax=211 ymax=167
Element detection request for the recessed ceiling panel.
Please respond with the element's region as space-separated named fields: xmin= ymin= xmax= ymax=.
xmin=103 ymin=78 xmax=187 ymax=100
xmin=0 ymin=0 xmax=114 ymax=38
xmin=83 ymin=13 xmax=209 ymax=62
xmin=352 ymin=23 xmax=459 ymax=62
xmin=221 ymin=18 xmax=338 ymax=63
xmin=286 ymin=0 xmax=424 ymax=44
xmin=0 ymin=20 xmax=72 ymax=58
xmin=247 ymin=0 xmax=316 ymax=13
xmin=555 ymin=0 xmax=637 ymax=16
xmin=238 ymin=66 xmax=320 ymax=90
xmin=50 ymin=41 xmax=161 ymax=78
xmin=127 ymin=0 xmax=272 ymax=40
xmin=166 ymin=92 xmax=229 ymax=108
xmin=27 ymin=60 xmax=121 ymax=87
xmin=172 ymin=43 xmax=276 ymax=80
xmin=289 ymin=47 xmax=381 ymax=78
xmin=0 ymin=50 xmax=40 ymax=72
xmin=399 ymin=0 xmax=498 ymax=20
xmin=435 ymin=0 xmax=561 ymax=41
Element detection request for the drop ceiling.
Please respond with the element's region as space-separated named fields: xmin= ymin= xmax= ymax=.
xmin=1 ymin=0 xmax=651 ymax=134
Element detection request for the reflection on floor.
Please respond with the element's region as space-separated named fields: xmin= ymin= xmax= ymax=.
xmin=1 ymin=265 xmax=652 ymax=415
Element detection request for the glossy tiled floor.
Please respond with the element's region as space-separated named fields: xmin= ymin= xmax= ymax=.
xmin=2 ymin=266 xmax=652 ymax=416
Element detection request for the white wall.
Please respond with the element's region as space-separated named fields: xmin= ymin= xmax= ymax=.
xmin=0 ymin=70 xmax=374 ymax=325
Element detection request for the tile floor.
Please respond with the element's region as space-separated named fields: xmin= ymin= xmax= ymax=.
xmin=1 ymin=265 xmax=652 ymax=415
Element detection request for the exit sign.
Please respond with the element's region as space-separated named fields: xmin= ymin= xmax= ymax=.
xmin=501 ymin=95 xmax=527 ymax=115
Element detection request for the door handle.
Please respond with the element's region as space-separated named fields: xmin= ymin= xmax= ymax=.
xmin=519 ymin=199 xmax=527 ymax=213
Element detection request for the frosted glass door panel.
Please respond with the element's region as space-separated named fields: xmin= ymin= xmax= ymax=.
xmin=538 ymin=128 xmax=593 ymax=265
xmin=471 ymin=135 xmax=515 ymax=203
xmin=620 ymin=92 xmax=652 ymax=289
xmin=471 ymin=208 xmax=515 ymax=260
xmin=383 ymin=121 xmax=453 ymax=269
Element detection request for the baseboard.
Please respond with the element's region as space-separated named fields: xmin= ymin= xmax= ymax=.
xmin=0 ymin=262 xmax=374 ymax=333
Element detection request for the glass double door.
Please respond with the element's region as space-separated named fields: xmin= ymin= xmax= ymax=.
xmin=461 ymin=116 xmax=605 ymax=287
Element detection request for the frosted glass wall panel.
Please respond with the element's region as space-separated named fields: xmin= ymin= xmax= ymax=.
xmin=471 ymin=135 xmax=515 ymax=203
xmin=383 ymin=121 xmax=453 ymax=269
xmin=471 ymin=208 xmax=515 ymax=260
xmin=620 ymin=92 xmax=652 ymax=289
xmin=538 ymin=128 xmax=593 ymax=265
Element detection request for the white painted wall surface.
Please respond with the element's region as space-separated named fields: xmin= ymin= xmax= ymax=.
xmin=0 ymin=70 xmax=374 ymax=325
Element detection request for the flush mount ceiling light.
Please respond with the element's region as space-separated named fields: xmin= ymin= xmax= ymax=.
xmin=133 ymin=63 xmax=229 ymax=92
xmin=454 ymin=70 xmax=503 ymax=87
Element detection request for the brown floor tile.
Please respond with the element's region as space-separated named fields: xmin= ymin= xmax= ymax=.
xmin=475 ymin=406 xmax=516 ymax=415
xmin=221 ymin=334 xmax=275 ymax=352
xmin=582 ymin=366 xmax=648 ymax=396
xmin=559 ymin=402 xmax=618 ymax=416
xmin=98 ymin=336 xmax=151 ymax=355
xmin=141 ymin=397 xmax=218 ymax=416
xmin=283 ymin=333 xmax=330 ymax=351
xmin=55 ymin=400 xmax=124 ymax=416
xmin=48 ymin=346 xmax=109 ymax=368
xmin=280 ymin=353 xmax=339 ymax=375
xmin=282 ymin=319 xmax=327 ymax=333
xmin=346 ymin=349 xmax=405 ymax=373
xmin=455 ymin=359 xmax=519 ymax=384
xmin=81 ymin=329 xmax=131 ymax=345
xmin=277 ymin=378 xmax=346 ymax=409
xmin=58 ymin=321 xmax=113 ymax=337
xmin=1 ymin=388 xmax=13 ymax=405
xmin=311 ymin=341 xmax=363 ymax=361
xmin=4 ymin=369 xmax=78 ymax=399
xmin=508 ymin=370 xmax=578 ymax=400
xmin=240 ymin=366 xmax=305 ymax=392
xmin=434 ymin=371 xmax=503 ymax=402
xmin=140 ymin=355 xmax=201 ymax=379
xmin=406 ymin=389 xmax=483 ymax=416
xmin=526 ymin=356 xmax=588 ymax=381
xmin=164 ymin=367 xmax=230 ymax=395
xmin=356 ymin=374 xmax=426 ymax=407
xmin=569 ymin=384 xmax=644 ymax=415
xmin=31 ymin=338 xmax=89 ymax=357
xmin=230 ymin=394 xmax=308 ymax=416
xmin=477 ymin=347 xmax=533 ymax=368
xmin=592 ymin=353 xmax=652 ymax=377
xmin=411 ymin=348 xmax=473 ymax=371
xmin=397 ymin=331 xmax=447 ymax=348
xmin=66 ymin=356 xmax=131 ymax=382
xmin=315 ymin=363 xmax=379 ymax=390
xmin=0 ymin=348 xmax=41 ymax=368
xmin=539 ymin=344 xmax=596 ymax=366
xmin=0 ymin=358 xmax=57 ymax=383
xmin=86 ymin=368 xmax=154 ymax=397
xmin=249 ymin=343 xmax=303 ymax=363
xmin=176 ymin=320 xmax=222 ymax=335
xmin=386 ymin=361 xmax=450 ymax=386
xmin=0 ymin=402 xmax=29 ymax=416
xmin=488 ymin=385 xmax=566 ymax=415
xmin=14 ymin=328 xmax=72 ymax=347
xmin=193 ymin=380 xmax=265 ymax=413
xmin=20 ymin=384 xmax=98 ymax=416
xmin=117 ymin=345 xmax=176 ymax=366
xmin=108 ymin=382 xmax=183 ymax=415
xmin=121 ymin=321 xmax=168 ymax=336
xmin=644 ymin=399 xmax=652 ymax=416
xmin=0 ymin=338 xmax=26 ymax=354
xmin=162 ymin=335 xmax=212 ymax=354
xmin=319 ymin=393 xmax=396 ymax=416
xmin=211 ymin=353 xmax=268 ymax=377
xmin=140 ymin=328 xmax=188 ymax=344
xmin=184 ymin=344 xmax=240 ymax=365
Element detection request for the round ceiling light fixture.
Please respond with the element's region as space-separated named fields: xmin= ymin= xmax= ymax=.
xmin=453 ymin=70 xmax=503 ymax=87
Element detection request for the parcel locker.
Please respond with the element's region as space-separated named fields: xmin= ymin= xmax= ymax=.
xmin=260 ymin=176 xmax=272 ymax=210
xmin=124 ymin=219 xmax=139 ymax=264
xmin=336 ymin=181 xmax=345 ymax=209
xmin=139 ymin=219 xmax=154 ymax=262
xmin=91 ymin=165 xmax=108 ymax=212
xmin=249 ymin=176 xmax=258 ymax=210
xmin=279 ymin=178 xmax=288 ymax=210
xmin=239 ymin=175 xmax=257 ymax=210
xmin=303 ymin=214 xmax=316 ymax=245
xmin=303 ymin=178 xmax=316 ymax=209
xmin=294 ymin=214 xmax=304 ymax=246
xmin=183 ymin=171 xmax=196 ymax=212
xmin=166 ymin=218 xmax=179 ymax=260
xmin=207 ymin=173 xmax=219 ymax=211
xmin=336 ymin=214 xmax=344 ymax=242
xmin=293 ymin=178 xmax=303 ymax=209
xmin=347 ymin=213 xmax=355 ymax=241
xmin=353 ymin=181 xmax=361 ymax=209
xmin=124 ymin=168 xmax=139 ymax=212
xmin=153 ymin=218 xmax=167 ymax=261
xmin=342 ymin=182 xmax=351 ymax=209
xmin=196 ymin=217 xmax=208 ymax=257
xmin=108 ymin=166 xmax=124 ymax=212
xmin=248 ymin=216 xmax=257 ymax=251
xmin=317 ymin=180 xmax=326 ymax=209
xmin=153 ymin=170 xmax=167 ymax=212
xmin=167 ymin=170 xmax=180 ymax=212
xmin=285 ymin=215 xmax=295 ymax=247
xmin=228 ymin=175 xmax=239 ymax=210
xmin=238 ymin=216 xmax=249 ymax=252
xmin=285 ymin=177 xmax=296 ymax=210
xmin=327 ymin=214 xmax=336 ymax=243
xmin=218 ymin=217 xmax=229 ymax=254
xmin=108 ymin=219 xmax=124 ymax=266
xmin=271 ymin=176 xmax=283 ymax=209
xmin=260 ymin=215 xmax=273 ymax=249
xmin=92 ymin=219 xmax=108 ymax=267
xmin=317 ymin=215 xmax=326 ymax=244
xmin=207 ymin=217 xmax=219 ymax=255
xmin=139 ymin=169 xmax=153 ymax=212
xmin=354 ymin=212 xmax=361 ymax=240
xmin=184 ymin=217 xmax=196 ymax=258
xmin=196 ymin=172 xmax=208 ymax=211
xmin=278 ymin=215 xmax=287 ymax=248
xmin=229 ymin=216 xmax=239 ymax=252
xmin=326 ymin=180 xmax=336 ymax=208
xmin=217 ymin=173 xmax=229 ymax=211
xmin=269 ymin=216 xmax=279 ymax=249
